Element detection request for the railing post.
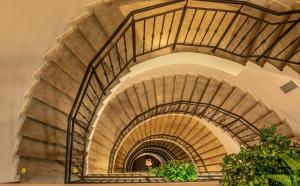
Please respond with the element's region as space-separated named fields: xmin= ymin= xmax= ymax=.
xmin=212 ymin=5 xmax=243 ymax=53
xmin=172 ymin=0 xmax=188 ymax=50
xmin=132 ymin=15 xmax=137 ymax=62
xmin=65 ymin=118 xmax=75 ymax=183
xmin=256 ymin=17 xmax=300 ymax=62
xmin=64 ymin=119 xmax=71 ymax=183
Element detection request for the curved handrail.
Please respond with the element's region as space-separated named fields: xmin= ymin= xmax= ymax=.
xmin=107 ymin=101 xmax=261 ymax=173
xmin=121 ymin=135 xmax=207 ymax=173
xmin=65 ymin=0 xmax=300 ymax=182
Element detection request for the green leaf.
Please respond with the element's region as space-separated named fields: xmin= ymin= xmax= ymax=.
xmin=279 ymin=154 xmax=300 ymax=171
xmin=267 ymin=174 xmax=292 ymax=186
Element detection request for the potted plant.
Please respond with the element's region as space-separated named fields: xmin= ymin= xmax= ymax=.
xmin=221 ymin=125 xmax=300 ymax=186
xmin=147 ymin=160 xmax=198 ymax=182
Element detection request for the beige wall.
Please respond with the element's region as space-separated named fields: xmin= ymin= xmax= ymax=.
xmin=0 ymin=0 xmax=96 ymax=183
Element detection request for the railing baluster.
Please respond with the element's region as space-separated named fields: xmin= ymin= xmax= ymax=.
xmin=123 ymin=35 xmax=128 ymax=62
xmin=256 ymin=18 xmax=300 ymax=62
xmin=143 ymin=19 xmax=146 ymax=54
xmin=91 ymin=68 xmax=106 ymax=95
xmin=287 ymin=48 xmax=300 ymax=62
xmin=100 ymin=61 xmax=110 ymax=84
xmin=200 ymin=11 xmax=217 ymax=46
xmin=132 ymin=16 xmax=137 ymax=62
xmin=232 ymin=19 xmax=258 ymax=53
xmin=248 ymin=24 xmax=280 ymax=57
xmin=224 ymin=16 xmax=249 ymax=50
xmin=115 ymin=44 xmax=122 ymax=70
xmin=208 ymin=12 xmax=227 ymax=46
xmin=273 ymin=36 xmax=300 ymax=59
xmin=172 ymin=0 xmax=188 ymax=49
xmin=192 ymin=10 xmax=206 ymax=45
xmin=240 ymin=22 xmax=268 ymax=56
xmin=183 ymin=9 xmax=197 ymax=44
xmin=108 ymin=53 xmax=115 ymax=76
xmin=213 ymin=5 xmax=243 ymax=52
xmin=151 ymin=17 xmax=156 ymax=51
xmin=166 ymin=12 xmax=176 ymax=46
xmin=158 ymin=14 xmax=166 ymax=48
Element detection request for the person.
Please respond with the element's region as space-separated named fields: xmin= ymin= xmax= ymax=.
xmin=145 ymin=155 xmax=153 ymax=168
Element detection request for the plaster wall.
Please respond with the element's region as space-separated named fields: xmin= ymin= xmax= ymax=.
xmin=0 ymin=0 xmax=96 ymax=182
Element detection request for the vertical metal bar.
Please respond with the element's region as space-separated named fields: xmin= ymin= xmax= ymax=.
xmin=212 ymin=5 xmax=243 ymax=52
xmin=256 ymin=18 xmax=300 ymax=62
xmin=208 ymin=12 xmax=227 ymax=46
xmin=107 ymin=53 xmax=115 ymax=76
xmin=151 ymin=17 xmax=157 ymax=51
xmin=100 ymin=61 xmax=110 ymax=84
xmin=273 ymin=36 xmax=300 ymax=58
xmin=232 ymin=19 xmax=258 ymax=53
xmin=143 ymin=19 xmax=146 ymax=54
xmin=248 ymin=24 xmax=280 ymax=57
xmin=240 ymin=22 xmax=268 ymax=55
xmin=123 ymin=34 xmax=128 ymax=62
xmin=132 ymin=16 xmax=137 ymax=62
xmin=64 ymin=119 xmax=73 ymax=183
xmin=172 ymin=0 xmax=189 ymax=50
xmin=192 ymin=10 xmax=207 ymax=45
xmin=199 ymin=11 xmax=217 ymax=46
xmin=224 ymin=16 xmax=249 ymax=50
xmin=158 ymin=14 xmax=166 ymax=48
xmin=166 ymin=12 xmax=176 ymax=46
xmin=115 ymin=44 xmax=122 ymax=70
xmin=183 ymin=9 xmax=197 ymax=44
xmin=92 ymin=68 xmax=106 ymax=95
xmin=286 ymin=48 xmax=300 ymax=61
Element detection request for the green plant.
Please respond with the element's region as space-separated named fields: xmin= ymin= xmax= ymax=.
xmin=221 ymin=125 xmax=300 ymax=186
xmin=147 ymin=161 xmax=198 ymax=182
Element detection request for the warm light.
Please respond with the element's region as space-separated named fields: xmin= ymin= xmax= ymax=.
xmin=145 ymin=158 xmax=153 ymax=167
xmin=21 ymin=168 xmax=27 ymax=174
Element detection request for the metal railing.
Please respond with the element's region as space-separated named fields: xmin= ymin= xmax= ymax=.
xmin=122 ymin=135 xmax=206 ymax=173
xmin=65 ymin=0 xmax=300 ymax=182
xmin=108 ymin=101 xmax=261 ymax=174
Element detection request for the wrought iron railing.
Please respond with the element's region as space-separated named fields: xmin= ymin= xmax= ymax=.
xmin=122 ymin=135 xmax=206 ymax=173
xmin=65 ymin=0 xmax=300 ymax=182
xmin=108 ymin=101 xmax=261 ymax=173
xmin=71 ymin=173 xmax=222 ymax=183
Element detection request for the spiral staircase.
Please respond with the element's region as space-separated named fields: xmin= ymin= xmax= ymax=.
xmin=16 ymin=0 xmax=300 ymax=184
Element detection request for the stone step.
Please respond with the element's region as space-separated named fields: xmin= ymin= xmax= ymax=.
xmin=58 ymin=28 xmax=96 ymax=66
xmin=45 ymin=44 xmax=86 ymax=83
xmin=74 ymin=13 xmax=109 ymax=51
xmin=28 ymin=79 xmax=73 ymax=114
xmin=22 ymin=98 xmax=68 ymax=131
xmin=21 ymin=117 xmax=66 ymax=146
xmin=37 ymin=62 xmax=80 ymax=98
xmin=18 ymin=157 xmax=64 ymax=180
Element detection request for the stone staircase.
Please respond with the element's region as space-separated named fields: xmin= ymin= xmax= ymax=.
xmin=113 ymin=115 xmax=226 ymax=174
xmin=15 ymin=0 xmax=300 ymax=183
xmin=88 ymin=74 xmax=294 ymax=174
